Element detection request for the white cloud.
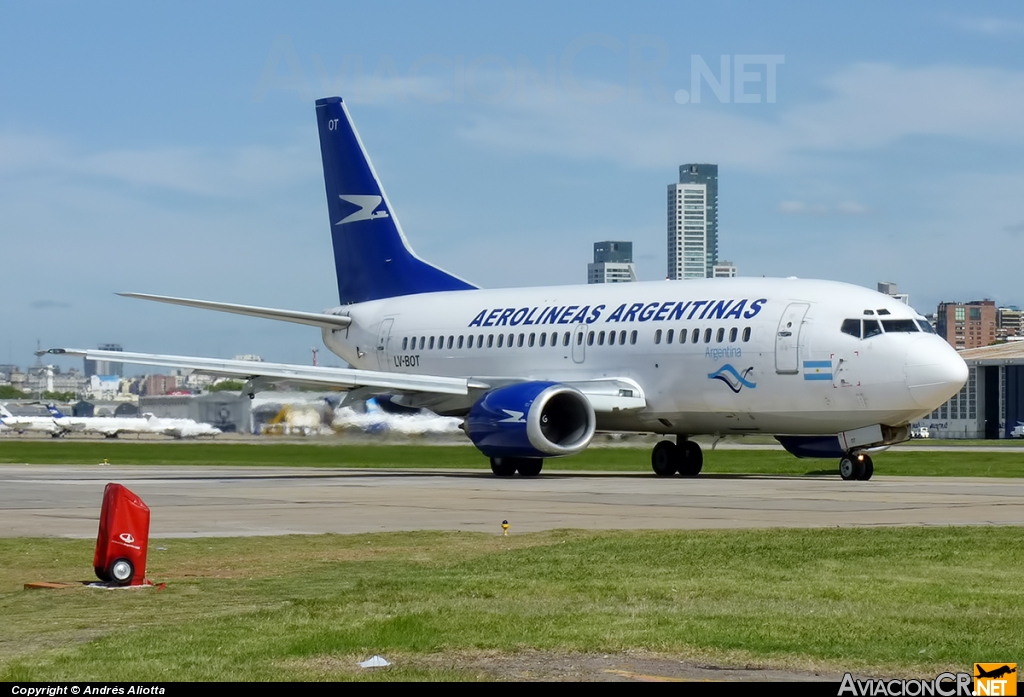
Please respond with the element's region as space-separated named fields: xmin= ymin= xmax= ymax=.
xmin=955 ymin=16 xmax=1024 ymax=36
xmin=448 ymin=62 xmax=1024 ymax=172
xmin=0 ymin=133 xmax=318 ymax=198
xmin=778 ymin=200 xmax=868 ymax=216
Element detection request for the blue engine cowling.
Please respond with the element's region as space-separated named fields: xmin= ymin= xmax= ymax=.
xmin=465 ymin=382 xmax=596 ymax=459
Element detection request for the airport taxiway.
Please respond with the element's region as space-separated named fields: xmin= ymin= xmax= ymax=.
xmin=1 ymin=464 xmax=1022 ymax=537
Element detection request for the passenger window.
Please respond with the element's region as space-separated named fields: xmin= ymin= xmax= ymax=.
xmin=620 ymin=330 xmax=627 ymax=345
xmin=666 ymin=329 xmax=674 ymax=344
xmin=529 ymin=333 xmax=536 ymax=347
xmin=429 ymin=337 xmax=435 ymax=349
xmin=716 ymin=328 xmax=724 ymax=343
xmin=598 ymin=331 xmax=606 ymax=345
xmin=517 ymin=334 xmax=524 ymax=347
xmin=729 ymin=327 xmax=737 ymax=342
xmin=841 ymin=319 xmax=861 ymax=338
xmin=742 ymin=327 xmax=751 ymax=342
xmin=402 ymin=337 xmax=408 ymax=351
xmin=457 ymin=336 xmax=464 ymax=349
xmin=692 ymin=329 xmax=699 ymax=344
xmin=487 ymin=335 xmax=494 ymax=348
xmin=508 ymin=333 xmax=515 ymax=347
xmin=576 ymin=332 xmax=583 ymax=346
xmin=863 ymin=320 xmax=882 ymax=338
xmin=447 ymin=336 xmax=454 ymax=349
xmin=654 ymin=329 xmax=662 ymax=344
xmin=704 ymin=328 xmax=712 ymax=343
xmin=564 ymin=332 xmax=570 ymax=347
xmin=587 ymin=331 xmax=595 ymax=346
xmin=497 ymin=334 xmax=504 ymax=348
xmin=608 ymin=331 xmax=616 ymax=346
xmin=679 ymin=328 xmax=687 ymax=343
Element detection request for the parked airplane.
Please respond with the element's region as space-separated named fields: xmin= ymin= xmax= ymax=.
xmin=49 ymin=96 xmax=968 ymax=480
xmin=142 ymin=414 xmax=222 ymax=439
xmin=0 ymin=404 xmax=65 ymax=437
xmin=45 ymin=405 xmax=221 ymax=439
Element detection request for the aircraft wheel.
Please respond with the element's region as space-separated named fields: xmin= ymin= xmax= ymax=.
xmin=94 ymin=565 xmax=111 ymax=583
xmin=857 ymin=455 xmax=874 ymax=481
xmin=651 ymin=440 xmax=679 ymax=476
xmin=839 ymin=455 xmax=865 ymax=481
xmin=516 ymin=459 xmax=543 ymax=477
xmin=679 ymin=440 xmax=704 ymax=477
xmin=109 ymin=558 xmax=134 ymax=586
xmin=490 ymin=457 xmax=517 ymax=477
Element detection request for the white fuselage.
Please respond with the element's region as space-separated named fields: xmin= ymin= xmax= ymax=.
xmin=320 ymin=277 xmax=966 ymax=437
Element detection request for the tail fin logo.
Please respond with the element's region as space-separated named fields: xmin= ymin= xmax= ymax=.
xmin=335 ymin=194 xmax=390 ymax=226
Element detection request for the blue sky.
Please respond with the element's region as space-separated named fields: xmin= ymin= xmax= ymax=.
xmin=2 ymin=2 xmax=1023 ymax=371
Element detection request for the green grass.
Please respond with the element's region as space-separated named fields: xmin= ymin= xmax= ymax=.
xmin=1 ymin=528 xmax=1021 ymax=680
xmin=1 ymin=441 xmax=1022 ymax=477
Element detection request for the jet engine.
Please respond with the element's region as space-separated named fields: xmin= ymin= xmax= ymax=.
xmin=465 ymin=382 xmax=596 ymax=459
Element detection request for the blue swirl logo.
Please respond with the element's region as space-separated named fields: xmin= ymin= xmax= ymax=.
xmin=708 ymin=364 xmax=757 ymax=393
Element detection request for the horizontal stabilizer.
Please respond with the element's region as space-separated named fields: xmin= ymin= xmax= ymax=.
xmin=118 ymin=293 xmax=351 ymax=330
xmin=48 ymin=348 xmax=487 ymax=396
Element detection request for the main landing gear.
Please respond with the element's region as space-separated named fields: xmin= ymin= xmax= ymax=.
xmin=651 ymin=438 xmax=703 ymax=477
xmin=839 ymin=452 xmax=874 ymax=481
xmin=490 ymin=457 xmax=543 ymax=477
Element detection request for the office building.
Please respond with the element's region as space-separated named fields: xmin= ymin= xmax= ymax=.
xmin=668 ymin=164 xmax=718 ymax=280
xmin=84 ymin=343 xmax=124 ymax=377
xmin=877 ymin=282 xmax=910 ymax=306
xmin=935 ymin=301 xmax=997 ymax=350
xmin=998 ymin=307 xmax=1022 ymax=340
xmin=712 ymin=261 xmax=737 ymax=278
xmin=588 ymin=241 xmax=636 ymax=284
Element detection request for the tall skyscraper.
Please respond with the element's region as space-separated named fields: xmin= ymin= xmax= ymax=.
xmin=668 ymin=164 xmax=718 ymax=280
xmin=588 ymin=241 xmax=636 ymax=284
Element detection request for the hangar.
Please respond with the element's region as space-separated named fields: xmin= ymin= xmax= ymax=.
xmin=918 ymin=342 xmax=1024 ymax=439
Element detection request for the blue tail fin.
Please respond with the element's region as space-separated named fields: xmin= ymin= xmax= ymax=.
xmin=46 ymin=404 xmax=66 ymax=419
xmin=315 ymin=97 xmax=476 ymax=305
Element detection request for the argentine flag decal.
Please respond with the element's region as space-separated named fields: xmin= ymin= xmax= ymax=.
xmin=803 ymin=360 xmax=833 ymax=381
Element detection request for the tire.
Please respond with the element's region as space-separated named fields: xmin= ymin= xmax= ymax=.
xmin=857 ymin=455 xmax=874 ymax=481
xmin=95 ymin=565 xmax=111 ymax=583
xmin=109 ymin=558 xmax=134 ymax=586
xmin=679 ymin=440 xmax=704 ymax=477
xmin=839 ymin=456 xmax=865 ymax=481
xmin=516 ymin=459 xmax=543 ymax=477
xmin=490 ymin=457 xmax=517 ymax=477
xmin=651 ymin=440 xmax=678 ymax=476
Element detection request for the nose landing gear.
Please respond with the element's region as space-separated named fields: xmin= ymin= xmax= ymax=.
xmin=839 ymin=452 xmax=874 ymax=481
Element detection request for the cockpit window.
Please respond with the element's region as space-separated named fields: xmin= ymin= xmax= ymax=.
xmin=877 ymin=309 xmax=891 ymax=316
xmin=917 ymin=320 xmax=936 ymax=334
xmin=864 ymin=310 xmax=875 ymax=315
xmin=881 ymin=319 xmax=919 ymax=333
xmin=841 ymin=319 xmax=861 ymax=337
xmin=863 ymin=319 xmax=882 ymax=338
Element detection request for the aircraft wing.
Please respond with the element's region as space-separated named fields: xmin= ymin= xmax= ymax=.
xmin=48 ymin=348 xmax=490 ymax=396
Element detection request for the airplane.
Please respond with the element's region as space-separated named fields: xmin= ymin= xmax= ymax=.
xmin=49 ymin=96 xmax=968 ymax=481
xmin=142 ymin=413 xmax=222 ymax=439
xmin=0 ymin=403 xmax=66 ymax=437
xmin=45 ymin=404 xmax=221 ymax=439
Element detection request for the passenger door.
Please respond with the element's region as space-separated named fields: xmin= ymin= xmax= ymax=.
xmin=375 ymin=318 xmax=394 ymax=371
xmin=775 ymin=303 xmax=810 ymax=374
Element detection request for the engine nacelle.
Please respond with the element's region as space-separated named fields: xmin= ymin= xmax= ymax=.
xmin=465 ymin=382 xmax=596 ymax=459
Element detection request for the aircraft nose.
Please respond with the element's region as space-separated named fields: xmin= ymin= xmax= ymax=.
xmin=905 ymin=338 xmax=969 ymax=409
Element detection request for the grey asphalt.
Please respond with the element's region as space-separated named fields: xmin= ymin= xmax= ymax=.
xmin=2 ymin=464 xmax=1022 ymax=537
